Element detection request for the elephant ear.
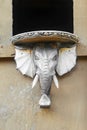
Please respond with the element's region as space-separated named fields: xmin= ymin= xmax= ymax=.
xmin=14 ymin=48 xmax=36 ymax=78
xmin=56 ymin=46 xmax=77 ymax=76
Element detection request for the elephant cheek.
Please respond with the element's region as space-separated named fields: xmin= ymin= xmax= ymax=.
xmin=39 ymin=76 xmax=53 ymax=95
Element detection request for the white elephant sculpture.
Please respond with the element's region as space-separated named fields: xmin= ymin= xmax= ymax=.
xmin=12 ymin=31 xmax=79 ymax=108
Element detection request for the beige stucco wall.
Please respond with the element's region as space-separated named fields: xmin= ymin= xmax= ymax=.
xmin=0 ymin=0 xmax=12 ymax=45
xmin=74 ymin=0 xmax=87 ymax=45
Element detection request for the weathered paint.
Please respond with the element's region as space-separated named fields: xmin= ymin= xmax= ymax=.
xmin=0 ymin=43 xmax=87 ymax=57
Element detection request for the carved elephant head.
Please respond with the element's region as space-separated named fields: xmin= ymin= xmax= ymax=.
xmin=12 ymin=31 xmax=79 ymax=107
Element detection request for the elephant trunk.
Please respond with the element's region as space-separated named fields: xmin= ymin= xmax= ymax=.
xmin=32 ymin=58 xmax=59 ymax=95
xmin=32 ymin=55 xmax=59 ymax=107
xmin=39 ymin=75 xmax=53 ymax=95
xmin=37 ymin=58 xmax=52 ymax=95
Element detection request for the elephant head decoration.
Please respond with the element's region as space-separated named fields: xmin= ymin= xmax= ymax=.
xmin=12 ymin=31 xmax=79 ymax=108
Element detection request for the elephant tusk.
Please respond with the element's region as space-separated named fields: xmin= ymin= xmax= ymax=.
xmin=32 ymin=75 xmax=39 ymax=88
xmin=53 ymin=75 xmax=59 ymax=88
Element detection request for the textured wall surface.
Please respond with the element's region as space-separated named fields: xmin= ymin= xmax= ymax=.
xmin=74 ymin=0 xmax=87 ymax=45
xmin=0 ymin=57 xmax=87 ymax=130
xmin=0 ymin=0 xmax=12 ymax=44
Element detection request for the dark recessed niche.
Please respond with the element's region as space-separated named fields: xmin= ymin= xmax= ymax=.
xmin=13 ymin=0 xmax=73 ymax=35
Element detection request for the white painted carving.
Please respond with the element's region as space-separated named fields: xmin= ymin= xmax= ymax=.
xmin=53 ymin=75 xmax=59 ymax=88
xmin=15 ymin=49 xmax=36 ymax=78
xmin=32 ymin=75 xmax=39 ymax=88
xmin=56 ymin=46 xmax=76 ymax=76
xmin=12 ymin=30 xmax=79 ymax=107
xmin=14 ymin=45 xmax=77 ymax=107
xmin=39 ymin=94 xmax=51 ymax=107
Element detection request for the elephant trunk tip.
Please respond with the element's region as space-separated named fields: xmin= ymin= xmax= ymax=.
xmin=39 ymin=94 xmax=51 ymax=108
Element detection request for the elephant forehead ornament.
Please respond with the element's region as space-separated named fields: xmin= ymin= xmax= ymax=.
xmin=12 ymin=31 xmax=79 ymax=108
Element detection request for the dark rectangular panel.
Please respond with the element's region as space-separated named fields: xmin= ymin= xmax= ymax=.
xmin=13 ymin=0 xmax=73 ymax=35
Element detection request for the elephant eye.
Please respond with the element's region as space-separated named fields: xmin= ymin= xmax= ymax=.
xmin=35 ymin=55 xmax=39 ymax=60
xmin=52 ymin=55 xmax=57 ymax=61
